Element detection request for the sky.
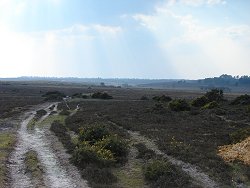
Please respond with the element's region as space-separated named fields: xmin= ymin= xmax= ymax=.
xmin=0 ymin=0 xmax=250 ymax=79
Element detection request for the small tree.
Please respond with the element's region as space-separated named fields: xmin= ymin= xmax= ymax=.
xmin=205 ymin=89 xmax=223 ymax=102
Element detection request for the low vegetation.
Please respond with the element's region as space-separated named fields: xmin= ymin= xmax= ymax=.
xmin=24 ymin=151 xmax=45 ymax=187
xmin=50 ymin=120 xmax=75 ymax=153
xmin=72 ymin=124 xmax=129 ymax=187
xmin=143 ymin=160 xmax=191 ymax=188
xmin=192 ymin=89 xmax=224 ymax=109
xmin=42 ymin=91 xmax=66 ymax=101
xmin=152 ymin=95 xmax=172 ymax=102
xmin=0 ymin=133 xmax=15 ymax=187
xmin=229 ymin=128 xmax=250 ymax=144
xmin=91 ymin=92 xmax=113 ymax=99
xmin=231 ymin=94 xmax=250 ymax=105
xmin=169 ymin=99 xmax=190 ymax=111
xmin=202 ymin=101 xmax=219 ymax=109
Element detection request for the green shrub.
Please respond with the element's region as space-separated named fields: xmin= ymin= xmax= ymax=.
xmin=205 ymin=89 xmax=223 ymax=102
xmin=229 ymin=128 xmax=250 ymax=144
xmin=92 ymin=92 xmax=113 ymax=99
xmin=143 ymin=160 xmax=190 ymax=187
xmin=94 ymin=135 xmax=129 ymax=163
xmin=153 ymin=95 xmax=172 ymax=102
xmin=42 ymin=91 xmax=65 ymax=101
xmin=78 ymin=125 xmax=110 ymax=144
xmin=191 ymin=96 xmax=208 ymax=107
xmin=72 ymin=141 xmax=115 ymax=168
xmin=231 ymin=94 xmax=250 ymax=105
xmin=144 ymin=160 xmax=169 ymax=181
xmin=202 ymin=101 xmax=219 ymax=109
xmin=169 ymin=99 xmax=190 ymax=111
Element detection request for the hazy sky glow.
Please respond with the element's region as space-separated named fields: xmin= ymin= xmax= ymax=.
xmin=0 ymin=0 xmax=250 ymax=79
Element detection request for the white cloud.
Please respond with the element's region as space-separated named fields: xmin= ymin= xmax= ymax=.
xmin=0 ymin=23 xmax=123 ymax=77
xmin=167 ymin=0 xmax=226 ymax=6
xmin=133 ymin=1 xmax=250 ymax=78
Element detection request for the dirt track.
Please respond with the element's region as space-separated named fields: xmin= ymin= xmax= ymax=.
xmin=8 ymin=103 xmax=89 ymax=188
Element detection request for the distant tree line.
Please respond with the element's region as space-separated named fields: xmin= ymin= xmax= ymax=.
xmin=199 ymin=74 xmax=250 ymax=86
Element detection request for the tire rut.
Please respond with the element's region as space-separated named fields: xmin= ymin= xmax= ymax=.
xmin=8 ymin=103 xmax=89 ymax=188
xmin=108 ymin=121 xmax=219 ymax=188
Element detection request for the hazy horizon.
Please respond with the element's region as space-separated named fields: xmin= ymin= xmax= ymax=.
xmin=1 ymin=0 xmax=250 ymax=79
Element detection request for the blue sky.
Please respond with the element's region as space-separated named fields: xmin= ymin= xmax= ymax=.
xmin=0 ymin=0 xmax=250 ymax=79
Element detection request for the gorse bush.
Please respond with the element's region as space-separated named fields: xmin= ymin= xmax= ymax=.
xmin=231 ymin=94 xmax=250 ymax=105
xmin=73 ymin=124 xmax=128 ymax=168
xmin=79 ymin=125 xmax=110 ymax=144
xmin=191 ymin=96 xmax=208 ymax=107
xmin=202 ymin=101 xmax=219 ymax=109
xmin=72 ymin=141 xmax=115 ymax=168
xmin=192 ymin=89 xmax=224 ymax=108
xmin=94 ymin=135 xmax=128 ymax=163
xmin=169 ymin=99 xmax=190 ymax=111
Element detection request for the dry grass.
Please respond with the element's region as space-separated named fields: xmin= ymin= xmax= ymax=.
xmin=218 ymin=136 xmax=250 ymax=165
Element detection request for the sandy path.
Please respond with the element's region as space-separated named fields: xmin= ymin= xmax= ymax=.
xmin=8 ymin=103 xmax=89 ymax=188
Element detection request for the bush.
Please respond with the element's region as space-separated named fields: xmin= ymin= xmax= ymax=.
xmin=153 ymin=95 xmax=172 ymax=102
xmin=169 ymin=99 xmax=190 ymax=111
xmin=191 ymin=96 xmax=208 ymax=107
xmin=42 ymin=91 xmax=65 ymax=101
xmin=143 ymin=160 xmax=190 ymax=187
xmin=72 ymin=141 xmax=115 ymax=168
xmin=144 ymin=160 xmax=169 ymax=181
xmin=78 ymin=125 xmax=128 ymax=163
xmin=78 ymin=125 xmax=110 ymax=144
xmin=91 ymin=92 xmax=113 ymax=99
xmin=205 ymin=89 xmax=223 ymax=102
xmin=94 ymin=135 xmax=129 ymax=163
xmin=231 ymin=94 xmax=250 ymax=105
xmin=202 ymin=101 xmax=219 ymax=109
